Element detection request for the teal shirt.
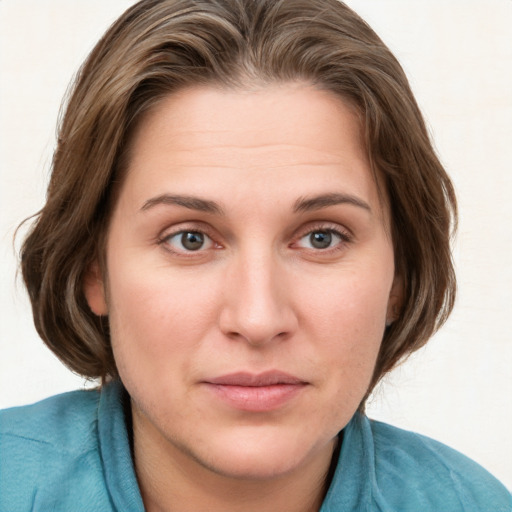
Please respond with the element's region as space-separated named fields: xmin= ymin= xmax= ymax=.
xmin=1 ymin=381 xmax=510 ymax=511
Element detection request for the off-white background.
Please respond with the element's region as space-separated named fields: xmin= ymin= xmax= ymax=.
xmin=1 ymin=0 xmax=511 ymax=489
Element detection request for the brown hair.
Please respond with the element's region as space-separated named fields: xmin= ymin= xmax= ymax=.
xmin=20 ymin=0 xmax=456 ymax=399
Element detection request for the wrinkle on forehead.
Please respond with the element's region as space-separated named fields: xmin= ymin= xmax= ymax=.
xmin=122 ymin=83 xmax=391 ymax=230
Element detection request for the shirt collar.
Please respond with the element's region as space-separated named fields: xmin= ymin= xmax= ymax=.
xmin=98 ymin=380 xmax=145 ymax=512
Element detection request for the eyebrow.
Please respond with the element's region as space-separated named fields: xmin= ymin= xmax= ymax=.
xmin=141 ymin=192 xmax=370 ymax=216
xmin=293 ymin=193 xmax=371 ymax=213
xmin=141 ymin=194 xmax=224 ymax=215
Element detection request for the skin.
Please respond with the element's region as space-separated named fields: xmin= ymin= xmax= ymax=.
xmin=85 ymin=83 xmax=401 ymax=512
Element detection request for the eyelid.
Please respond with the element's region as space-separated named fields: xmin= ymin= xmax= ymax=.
xmin=294 ymin=221 xmax=352 ymax=241
xmin=158 ymin=222 xmax=222 ymax=255
xmin=166 ymin=231 xmax=214 ymax=251
xmin=156 ymin=220 xmax=352 ymax=257
xmin=290 ymin=221 xmax=353 ymax=252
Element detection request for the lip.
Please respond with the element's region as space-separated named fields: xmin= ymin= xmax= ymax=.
xmin=202 ymin=371 xmax=308 ymax=412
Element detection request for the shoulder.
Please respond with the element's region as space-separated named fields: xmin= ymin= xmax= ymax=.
xmin=0 ymin=389 xmax=112 ymax=511
xmin=0 ymin=388 xmax=101 ymax=450
xmin=369 ymin=418 xmax=512 ymax=511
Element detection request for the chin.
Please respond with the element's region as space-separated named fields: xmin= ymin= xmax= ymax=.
xmin=183 ymin=427 xmax=333 ymax=481
xmin=199 ymin=450 xmax=308 ymax=481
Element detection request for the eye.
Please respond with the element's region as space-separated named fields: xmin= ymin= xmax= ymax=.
xmin=163 ymin=230 xmax=214 ymax=252
xmin=297 ymin=229 xmax=346 ymax=250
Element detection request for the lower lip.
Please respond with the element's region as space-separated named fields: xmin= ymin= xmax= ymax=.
xmin=204 ymin=383 xmax=306 ymax=412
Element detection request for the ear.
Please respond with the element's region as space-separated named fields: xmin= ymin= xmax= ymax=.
xmin=83 ymin=261 xmax=108 ymax=316
xmin=386 ymin=275 xmax=403 ymax=326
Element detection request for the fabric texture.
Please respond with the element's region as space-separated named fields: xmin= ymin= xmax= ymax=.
xmin=1 ymin=381 xmax=510 ymax=511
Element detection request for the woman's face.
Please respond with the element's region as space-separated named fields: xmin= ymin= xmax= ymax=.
xmin=86 ymin=84 xmax=400 ymax=480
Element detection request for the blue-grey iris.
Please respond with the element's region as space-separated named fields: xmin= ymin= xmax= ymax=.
xmin=182 ymin=232 xmax=204 ymax=251
xmin=310 ymin=231 xmax=331 ymax=249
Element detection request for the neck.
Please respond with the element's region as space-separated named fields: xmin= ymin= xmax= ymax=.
xmin=132 ymin=408 xmax=337 ymax=512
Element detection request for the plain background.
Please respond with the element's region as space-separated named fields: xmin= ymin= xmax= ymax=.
xmin=1 ymin=0 xmax=511 ymax=489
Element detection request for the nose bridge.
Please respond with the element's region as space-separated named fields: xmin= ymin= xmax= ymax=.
xmin=220 ymin=242 xmax=296 ymax=344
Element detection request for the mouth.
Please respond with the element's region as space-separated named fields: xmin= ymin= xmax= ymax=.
xmin=202 ymin=371 xmax=308 ymax=412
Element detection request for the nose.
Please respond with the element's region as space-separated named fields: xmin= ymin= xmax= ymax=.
xmin=219 ymin=249 xmax=298 ymax=346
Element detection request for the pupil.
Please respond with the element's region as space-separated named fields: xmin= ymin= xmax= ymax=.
xmin=310 ymin=231 xmax=331 ymax=249
xmin=181 ymin=232 xmax=204 ymax=251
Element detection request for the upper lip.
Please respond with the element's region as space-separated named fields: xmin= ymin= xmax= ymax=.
xmin=205 ymin=371 xmax=306 ymax=386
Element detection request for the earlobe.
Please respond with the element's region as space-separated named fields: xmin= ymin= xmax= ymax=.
xmin=83 ymin=262 xmax=108 ymax=316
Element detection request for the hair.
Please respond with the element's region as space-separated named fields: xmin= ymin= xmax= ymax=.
xmin=20 ymin=0 xmax=456 ymax=402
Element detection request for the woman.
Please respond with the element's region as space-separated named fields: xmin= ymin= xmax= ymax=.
xmin=1 ymin=0 xmax=510 ymax=510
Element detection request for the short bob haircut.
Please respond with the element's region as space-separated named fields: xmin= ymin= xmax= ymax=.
xmin=20 ymin=0 xmax=456 ymax=403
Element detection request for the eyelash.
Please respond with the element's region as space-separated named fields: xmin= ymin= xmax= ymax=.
xmin=289 ymin=222 xmax=354 ymax=261
xmin=158 ymin=225 xmax=220 ymax=256
xmin=157 ymin=223 xmax=352 ymax=256
xmin=294 ymin=224 xmax=352 ymax=253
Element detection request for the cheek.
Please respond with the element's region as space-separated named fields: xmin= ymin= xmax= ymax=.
xmin=295 ymin=261 xmax=392 ymax=391
xmin=106 ymin=262 xmax=221 ymax=377
xmin=298 ymin=264 xmax=391 ymax=342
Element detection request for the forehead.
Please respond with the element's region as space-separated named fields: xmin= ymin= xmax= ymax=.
xmin=130 ymin=83 xmax=365 ymax=157
xmin=119 ymin=83 xmax=387 ymax=221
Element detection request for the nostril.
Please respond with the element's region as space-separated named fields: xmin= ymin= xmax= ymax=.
xmin=217 ymin=277 xmax=298 ymax=345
